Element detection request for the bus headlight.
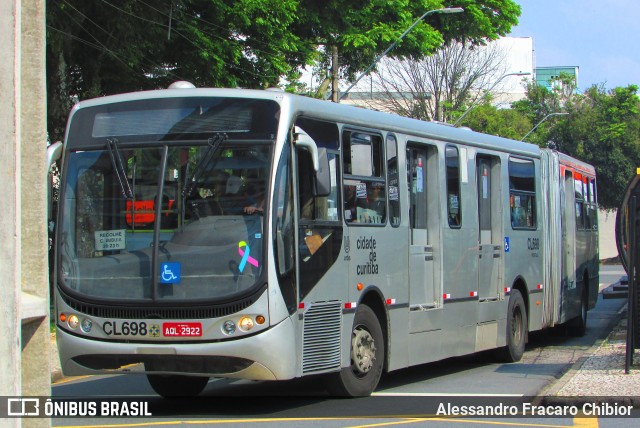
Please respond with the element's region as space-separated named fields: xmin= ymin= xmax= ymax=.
xmin=238 ymin=316 xmax=254 ymax=332
xmin=67 ymin=315 xmax=79 ymax=330
xmin=81 ymin=318 xmax=93 ymax=333
xmin=222 ymin=320 xmax=236 ymax=335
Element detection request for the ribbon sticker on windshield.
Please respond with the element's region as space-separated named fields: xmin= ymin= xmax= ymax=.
xmin=238 ymin=240 xmax=259 ymax=272
xmin=160 ymin=262 xmax=181 ymax=284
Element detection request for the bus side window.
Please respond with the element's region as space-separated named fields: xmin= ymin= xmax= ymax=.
xmin=387 ymin=134 xmax=400 ymax=227
xmin=508 ymin=157 xmax=537 ymax=229
xmin=588 ymin=177 xmax=598 ymax=230
xmin=574 ymin=173 xmax=585 ymax=230
xmin=342 ymin=130 xmax=385 ymax=225
xmin=445 ymin=145 xmax=461 ymax=228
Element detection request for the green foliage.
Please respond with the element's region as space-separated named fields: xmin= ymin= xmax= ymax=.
xmin=296 ymin=0 xmax=521 ymax=92
xmin=550 ymin=85 xmax=640 ymax=210
xmin=47 ymin=0 xmax=522 ymax=141
xmin=46 ymin=0 xmax=310 ymax=141
xmin=462 ymin=103 xmax=532 ymax=140
xmin=467 ymin=79 xmax=640 ymax=210
xmin=440 ymin=0 xmax=521 ymax=44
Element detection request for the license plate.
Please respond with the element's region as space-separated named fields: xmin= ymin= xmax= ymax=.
xmin=162 ymin=322 xmax=202 ymax=337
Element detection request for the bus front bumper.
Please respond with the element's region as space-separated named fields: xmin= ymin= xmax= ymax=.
xmin=56 ymin=316 xmax=297 ymax=381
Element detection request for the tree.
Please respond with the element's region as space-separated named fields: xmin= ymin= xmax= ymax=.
xmin=511 ymin=72 xmax=577 ymax=146
xmin=459 ymin=101 xmax=532 ymax=140
xmin=297 ymin=0 xmax=521 ymax=99
xmin=360 ymin=40 xmax=508 ymax=122
xmin=47 ymin=0 xmax=521 ymax=141
xmin=46 ymin=0 xmax=311 ymax=141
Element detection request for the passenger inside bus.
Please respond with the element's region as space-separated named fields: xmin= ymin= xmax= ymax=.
xmin=361 ymin=183 xmax=386 ymax=223
xmin=344 ymin=184 xmax=358 ymax=222
xmin=195 ymin=171 xmax=227 ymax=217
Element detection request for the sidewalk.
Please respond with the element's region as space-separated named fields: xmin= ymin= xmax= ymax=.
xmin=542 ymin=307 xmax=640 ymax=406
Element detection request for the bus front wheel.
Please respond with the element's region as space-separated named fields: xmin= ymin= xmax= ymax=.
xmin=326 ymin=304 xmax=384 ymax=397
xmin=146 ymin=374 xmax=209 ymax=398
xmin=496 ymin=289 xmax=527 ymax=362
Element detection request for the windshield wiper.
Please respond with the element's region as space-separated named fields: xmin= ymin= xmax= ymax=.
xmin=106 ymin=138 xmax=134 ymax=199
xmin=182 ymin=133 xmax=227 ymax=199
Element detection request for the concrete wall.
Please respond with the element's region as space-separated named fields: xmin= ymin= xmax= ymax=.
xmin=0 ymin=0 xmax=50 ymax=426
xmin=599 ymin=209 xmax=619 ymax=260
xmin=0 ymin=1 xmax=22 ymax=412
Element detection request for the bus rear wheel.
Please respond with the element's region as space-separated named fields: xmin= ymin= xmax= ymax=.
xmin=326 ymin=304 xmax=384 ymax=397
xmin=496 ymin=289 xmax=527 ymax=362
xmin=569 ymin=276 xmax=589 ymax=337
xmin=146 ymin=374 xmax=209 ymax=398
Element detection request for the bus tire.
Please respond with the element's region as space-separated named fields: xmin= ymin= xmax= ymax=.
xmin=325 ymin=304 xmax=384 ymax=397
xmin=569 ymin=277 xmax=589 ymax=337
xmin=496 ymin=289 xmax=527 ymax=362
xmin=146 ymin=374 xmax=209 ymax=398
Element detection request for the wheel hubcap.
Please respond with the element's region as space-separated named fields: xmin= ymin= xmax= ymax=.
xmin=351 ymin=327 xmax=376 ymax=375
xmin=512 ymin=308 xmax=522 ymax=343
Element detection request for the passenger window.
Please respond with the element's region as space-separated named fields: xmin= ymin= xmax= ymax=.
xmin=343 ymin=131 xmax=382 ymax=177
xmin=575 ymin=175 xmax=585 ymax=230
xmin=342 ymin=130 xmax=385 ymax=225
xmin=446 ymin=145 xmax=461 ymax=228
xmin=509 ymin=157 xmax=537 ymax=229
xmin=387 ymin=135 xmax=400 ymax=227
xmin=588 ymin=178 xmax=598 ymax=230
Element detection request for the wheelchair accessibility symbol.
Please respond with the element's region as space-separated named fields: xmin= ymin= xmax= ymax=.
xmin=160 ymin=262 xmax=181 ymax=284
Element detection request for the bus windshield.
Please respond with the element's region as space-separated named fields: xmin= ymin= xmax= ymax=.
xmin=58 ymin=98 xmax=277 ymax=303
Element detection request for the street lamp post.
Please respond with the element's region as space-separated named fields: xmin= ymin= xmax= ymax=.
xmin=521 ymin=112 xmax=569 ymax=142
xmin=337 ymin=7 xmax=464 ymax=102
xmin=453 ymin=71 xmax=531 ymax=126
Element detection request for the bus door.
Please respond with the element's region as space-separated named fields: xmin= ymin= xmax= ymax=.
xmin=292 ymin=122 xmax=343 ymax=304
xmin=407 ymin=145 xmax=440 ymax=332
xmin=562 ymin=169 xmax=577 ymax=291
xmin=476 ymin=156 xmax=502 ymax=300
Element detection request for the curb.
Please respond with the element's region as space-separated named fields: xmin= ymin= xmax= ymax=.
xmin=50 ymin=333 xmax=65 ymax=384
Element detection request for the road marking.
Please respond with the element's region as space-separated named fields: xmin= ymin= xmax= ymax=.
xmin=573 ymin=413 xmax=599 ymax=428
xmin=53 ymin=375 xmax=93 ymax=385
xmin=55 ymin=419 xmax=578 ymax=428
xmin=372 ymin=392 xmax=523 ymax=397
xmin=348 ymin=418 xmax=572 ymax=428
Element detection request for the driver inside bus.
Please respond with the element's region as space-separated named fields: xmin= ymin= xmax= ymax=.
xmin=219 ymin=174 xmax=256 ymax=215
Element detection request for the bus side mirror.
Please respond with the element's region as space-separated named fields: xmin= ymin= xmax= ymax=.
xmin=314 ymin=147 xmax=331 ymax=197
xmin=47 ymin=142 xmax=63 ymax=225
xmin=293 ymin=127 xmax=330 ymax=197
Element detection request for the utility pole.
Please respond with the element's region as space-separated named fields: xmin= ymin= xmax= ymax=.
xmin=331 ymin=45 xmax=339 ymax=103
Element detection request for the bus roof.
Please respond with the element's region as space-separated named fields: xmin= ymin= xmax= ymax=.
xmin=71 ymin=87 xmax=541 ymax=158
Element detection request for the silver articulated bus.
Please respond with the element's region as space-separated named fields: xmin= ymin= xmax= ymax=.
xmin=51 ymin=85 xmax=598 ymax=397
